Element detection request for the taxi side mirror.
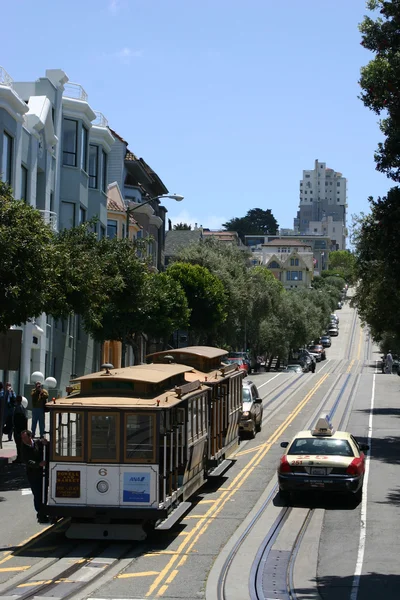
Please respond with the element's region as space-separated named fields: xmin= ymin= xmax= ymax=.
xmin=360 ymin=443 xmax=369 ymax=452
xmin=255 ymin=397 xmax=262 ymax=404
xmin=280 ymin=441 xmax=289 ymax=448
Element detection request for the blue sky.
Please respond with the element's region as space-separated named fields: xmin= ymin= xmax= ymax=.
xmin=1 ymin=0 xmax=388 ymax=230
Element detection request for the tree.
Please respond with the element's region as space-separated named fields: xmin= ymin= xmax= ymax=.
xmin=175 ymin=237 xmax=252 ymax=348
xmin=138 ymin=272 xmax=190 ymax=342
xmin=167 ymin=262 xmax=227 ymax=343
xmin=328 ymin=250 xmax=356 ymax=283
xmin=359 ymin=0 xmax=400 ymax=180
xmin=173 ymin=223 xmax=192 ymax=230
xmin=0 ymin=182 xmax=55 ymax=331
xmin=222 ymin=208 xmax=279 ymax=242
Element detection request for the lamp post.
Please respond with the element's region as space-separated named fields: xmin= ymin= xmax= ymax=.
xmin=125 ymin=194 xmax=184 ymax=238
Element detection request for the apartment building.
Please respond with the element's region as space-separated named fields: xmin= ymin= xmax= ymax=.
xmin=293 ymin=159 xmax=347 ymax=249
xmin=0 ymin=65 xmax=173 ymax=397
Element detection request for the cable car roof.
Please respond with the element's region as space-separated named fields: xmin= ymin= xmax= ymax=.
xmin=72 ymin=363 xmax=194 ymax=384
xmin=146 ymin=346 xmax=229 ymax=360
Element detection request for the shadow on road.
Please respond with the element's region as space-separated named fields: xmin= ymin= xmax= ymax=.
xmin=0 ymin=463 xmax=29 ymax=492
xmin=295 ymin=572 xmax=400 ymax=600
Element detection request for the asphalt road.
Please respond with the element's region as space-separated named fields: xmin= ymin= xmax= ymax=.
xmin=0 ymin=301 xmax=399 ymax=600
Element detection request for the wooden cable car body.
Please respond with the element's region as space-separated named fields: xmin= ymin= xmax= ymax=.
xmin=45 ymin=349 xmax=243 ymax=540
xmin=147 ymin=346 xmax=244 ymax=476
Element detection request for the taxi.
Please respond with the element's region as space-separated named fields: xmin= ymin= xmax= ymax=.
xmin=277 ymin=416 xmax=369 ymax=501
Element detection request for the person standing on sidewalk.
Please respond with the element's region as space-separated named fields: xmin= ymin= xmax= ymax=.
xmin=31 ymin=382 xmax=48 ymax=437
xmin=21 ymin=430 xmax=49 ymax=523
xmin=4 ymin=383 xmax=16 ymax=441
xmin=386 ymin=351 xmax=394 ymax=374
xmin=13 ymin=396 xmax=28 ymax=463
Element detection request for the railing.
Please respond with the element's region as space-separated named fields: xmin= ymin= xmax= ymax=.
xmin=39 ymin=210 xmax=58 ymax=231
xmin=0 ymin=66 xmax=13 ymax=86
xmin=93 ymin=111 xmax=109 ymax=128
xmin=63 ymin=82 xmax=88 ymax=102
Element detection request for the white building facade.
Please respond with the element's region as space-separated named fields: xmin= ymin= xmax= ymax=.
xmin=293 ymin=159 xmax=347 ymax=249
xmin=0 ymin=66 xmax=114 ymax=398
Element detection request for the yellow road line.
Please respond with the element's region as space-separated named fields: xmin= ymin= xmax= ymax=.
xmin=18 ymin=580 xmax=52 ymax=587
xmin=165 ymin=569 xmax=179 ymax=584
xmin=0 ymin=521 xmax=62 ymax=566
xmin=236 ymin=443 xmax=265 ymax=457
xmin=0 ymin=566 xmax=30 ymax=572
xmin=117 ymin=571 xmax=159 ymax=579
xmin=157 ymin=585 xmax=168 ymax=596
xmin=145 ymin=372 xmax=329 ymax=597
xmin=347 ymin=359 xmax=355 ymax=373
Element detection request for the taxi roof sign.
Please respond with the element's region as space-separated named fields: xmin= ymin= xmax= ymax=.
xmin=312 ymin=415 xmax=334 ymax=436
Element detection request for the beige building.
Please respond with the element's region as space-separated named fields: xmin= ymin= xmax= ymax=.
xmin=102 ymin=182 xmax=142 ymax=369
xmin=262 ymin=239 xmax=314 ymax=289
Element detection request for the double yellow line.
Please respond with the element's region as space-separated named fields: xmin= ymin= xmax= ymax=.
xmin=146 ymin=372 xmax=329 ymax=597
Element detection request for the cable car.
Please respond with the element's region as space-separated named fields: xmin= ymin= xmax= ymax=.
xmin=146 ymin=346 xmax=244 ymax=476
xmin=45 ymin=350 xmax=243 ymax=540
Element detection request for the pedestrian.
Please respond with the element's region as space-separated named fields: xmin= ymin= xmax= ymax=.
xmin=3 ymin=382 xmax=16 ymax=441
xmin=31 ymin=382 xmax=48 ymax=438
xmin=13 ymin=396 xmax=28 ymax=463
xmin=310 ymin=359 xmax=316 ymax=373
xmin=386 ymin=350 xmax=393 ymax=374
xmin=20 ymin=430 xmax=49 ymax=524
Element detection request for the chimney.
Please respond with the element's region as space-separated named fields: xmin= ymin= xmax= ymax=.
xmin=168 ymin=219 xmax=172 ymax=231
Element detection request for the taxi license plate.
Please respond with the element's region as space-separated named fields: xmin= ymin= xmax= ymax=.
xmin=311 ymin=467 xmax=326 ymax=476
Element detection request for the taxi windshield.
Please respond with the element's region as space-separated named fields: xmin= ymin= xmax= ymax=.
xmin=288 ymin=437 xmax=354 ymax=457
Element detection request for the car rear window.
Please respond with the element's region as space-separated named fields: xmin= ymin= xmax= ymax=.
xmin=288 ymin=438 xmax=354 ymax=456
xmin=242 ymin=388 xmax=251 ymax=402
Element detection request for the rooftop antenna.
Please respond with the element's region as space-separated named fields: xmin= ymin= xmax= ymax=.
xmin=101 ymin=363 xmax=114 ymax=375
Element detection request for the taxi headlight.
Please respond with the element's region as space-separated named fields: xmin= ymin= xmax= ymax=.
xmin=242 ymin=411 xmax=250 ymax=418
xmin=96 ymin=480 xmax=110 ymax=493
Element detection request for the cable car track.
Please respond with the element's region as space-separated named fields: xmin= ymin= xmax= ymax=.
xmin=216 ymin=315 xmax=363 ymax=600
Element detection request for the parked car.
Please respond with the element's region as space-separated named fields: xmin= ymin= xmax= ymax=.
xmin=307 ymin=344 xmax=326 ymax=361
xmin=328 ymin=326 xmax=339 ymax=337
xmin=284 ymin=364 xmax=307 ymax=374
xmin=330 ymin=313 xmax=339 ymax=324
xmin=337 ymin=301 xmax=342 ymax=309
xmin=228 ymin=352 xmax=252 ymax=372
xmin=320 ymin=335 xmax=331 ymax=348
xmin=289 ymin=349 xmax=314 ymax=372
xmin=226 ymin=357 xmax=249 ymax=374
xmin=239 ymin=380 xmax=263 ymax=438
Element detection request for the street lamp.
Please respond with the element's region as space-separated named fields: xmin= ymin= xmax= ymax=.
xmin=125 ymin=194 xmax=184 ymax=237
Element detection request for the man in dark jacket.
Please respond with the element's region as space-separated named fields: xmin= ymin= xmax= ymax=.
xmin=21 ymin=430 xmax=49 ymax=523
xmin=13 ymin=396 xmax=28 ymax=463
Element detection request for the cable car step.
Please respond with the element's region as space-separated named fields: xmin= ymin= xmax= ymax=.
xmin=209 ymin=459 xmax=234 ymax=477
xmin=155 ymin=502 xmax=192 ymax=530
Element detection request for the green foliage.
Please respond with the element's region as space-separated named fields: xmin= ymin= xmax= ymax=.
xmin=359 ymin=0 xmax=400 ymax=180
xmin=352 ymin=188 xmax=400 ymax=339
xmin=328 ymin=250 xmax=356 ymax=283
xmin=138 ymin=272 xmax=190 ymax=340
xmin=167 ymin=262 xmax=227 ymax=340
xmin=222 ymin=208 xmax=279 ymax=242
xmin=173 ymin=223 xmax=192 ymax=230
xmin=0 ymin=182 xmax=55 ymax=331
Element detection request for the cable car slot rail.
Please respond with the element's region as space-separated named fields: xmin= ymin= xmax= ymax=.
xmin=0 ymin=542 xmax=130 ymax=600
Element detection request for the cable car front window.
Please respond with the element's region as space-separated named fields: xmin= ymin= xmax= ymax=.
xmin=90 ymin=413 xmax=119 ymax=461
xmin=125 ymin=414 xmax=155 ymax=461
xmin=54 ymin=411 xmax=83 ymax=460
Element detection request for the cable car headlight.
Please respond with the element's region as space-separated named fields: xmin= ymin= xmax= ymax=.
xmin=96 ymin=480 xmax=110 ymax=493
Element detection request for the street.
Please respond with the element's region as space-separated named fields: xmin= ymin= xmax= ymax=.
xmin=1 ymin=301 xmax=399 ymax=600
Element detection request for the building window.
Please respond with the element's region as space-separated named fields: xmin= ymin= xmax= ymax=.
xmin=269 ymin=261 xmax=280 ymax=269
xmin=295 ymin=258 xmax=299 ymax=266
xmin=89 ymin=145 xmax=98 ymax=189
xmin=2 ymin=132 xmax=13 ymax=184
xmin=21 ymin=165 xmax=28 ymax=201
xmin=305 ymin=174 xmax=310 ymax=178
xmin=286 ymin=271 xmax=290 ymax=281
xmin=81 ymin=126 xmax=88 ymax=172
xmin=298 ymin=271 xmax=303 ymax=280
xmin=290 ymin=258 xmax=294 ymax=266
xmin=337 ymin=182 xmax=340 ymax=186
xmin=101 ymin=150 xmax=107 ymax=192
xmin=63 ymin=119 xmax=78 ymax=166
xmin=79 ymin=207 xmax=86 ymax=224
xmin=107 ymin=219 xmax=118 ymax=238
xmin=60 ymin=201 xmax=75 ymax=230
